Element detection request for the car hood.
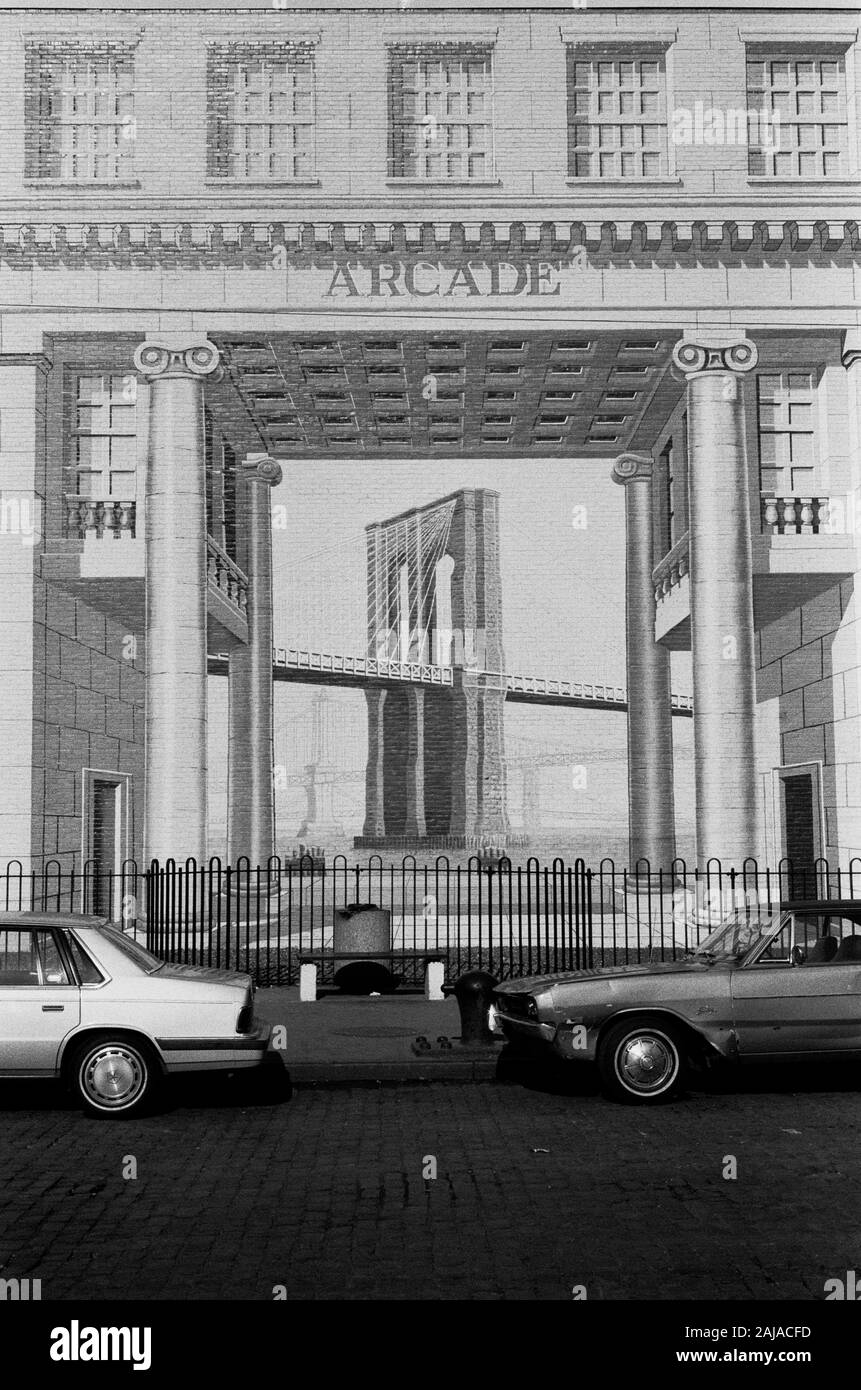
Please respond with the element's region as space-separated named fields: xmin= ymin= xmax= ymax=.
xmin=495 ymin=959 xmax=724 ymax=994
xmin=153 ymin=961 xmax=252 ymax=991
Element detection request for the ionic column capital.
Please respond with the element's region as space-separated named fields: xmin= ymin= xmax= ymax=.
xmin=238 ymin=454 xmax=283 ymax=488
xmin=612 ymin=452 xmax=654 ymax=486
xmin=841 ymin=329 xmax=861 ymax=370
xmin=671 ymin=336 xmax=758 ymax=378
xmin=134 ymin=338 xmax=222 ymax=381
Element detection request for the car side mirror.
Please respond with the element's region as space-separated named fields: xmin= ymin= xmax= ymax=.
xmin=45 ymin=971 xmax=65 ymax=985
xmin=791 ymin=945 xmax=806 ymax=968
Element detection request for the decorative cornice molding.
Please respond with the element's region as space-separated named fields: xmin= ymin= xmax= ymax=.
xmin=0 ymin=218 xmax=856 ymax=263
xmin=0 ymin=351 xmax=53 ymax=374
xmin=841 ymin=330 xmax=861 ymax=369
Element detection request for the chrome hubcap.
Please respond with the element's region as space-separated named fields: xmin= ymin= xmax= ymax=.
xmin=617 ymin=1034 xmax=676 ymax=1094
xmin=82 ymin=1047 xmax=145 ymax=1109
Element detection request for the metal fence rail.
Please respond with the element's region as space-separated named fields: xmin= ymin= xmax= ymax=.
xmin=2 ymin=853 xmax=860 ymax=988
xmin=143 ymin=856 xmax=594 ymax=986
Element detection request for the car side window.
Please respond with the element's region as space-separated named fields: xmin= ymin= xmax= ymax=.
xmin=822 ymin=914 xmax=861 ymax=939
xmin=756 ymin=920 xmax=793 ymax=963
xmin=784 ymin=913 xmax=861 ymax=965
xmin=754 ymin=913 xmax=824 ymax=964
xmin=821 ymin=916 xmax=861 ymax=962
xmin=67 ymin=934 xmax=105 ymax=985
xmin=0 ymin=930 xmax=72 ymax=986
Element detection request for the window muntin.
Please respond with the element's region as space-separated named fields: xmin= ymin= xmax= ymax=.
xmin=568 ymin=50 xmax=668 ymax=179
xmin=756 ymin=371 xmax=816 ymax=497
xmin=25 ymin=44 xmax=134 ymax=182
xmin=747 ymin=53 xmax=847 ymax=177
xmin=208 ymin=43 xmax=315 ymax=181
xmin=72 ymin=373 xmax=137 ymax=500
xmin=389 ymin=45 xmax=493 ymax=181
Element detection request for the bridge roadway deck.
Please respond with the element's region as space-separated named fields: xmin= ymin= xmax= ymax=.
xmin=208 ymin=650 xmax=693 ymax=716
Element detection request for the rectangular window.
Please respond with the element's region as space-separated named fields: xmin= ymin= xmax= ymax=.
xmin=208 ymin=42 xmax=315 ymax=181
xmin=72 ymin=373 xmax=137 ymax=499
xmin=25 ymin=43 xmax=135 ymax=182
xmin=222 ymin=441 xmax=237 ymax=559
xmin=747 ymin=53 xmax=847 ymax=177
xmin=756 ymin=371 xmax=816 ymax=496
xmin=567 ymin=49 xmax=668 ymax=179
xmin=389 ymin=44 xmax=493 ymax=180
xmin=0 ymin=931 xmax=71 ymax=987
xmin=661 ymin=440 xmax=675 ymax=550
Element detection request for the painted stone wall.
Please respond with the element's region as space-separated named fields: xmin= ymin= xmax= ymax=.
xmin=29 ymin=582 xmax=145 ymax=872
xmin=756 ymin=579 xmax=861 ymax=865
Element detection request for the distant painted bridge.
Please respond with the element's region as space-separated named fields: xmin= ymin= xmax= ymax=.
xmin=208 ymin=647 xmax=693 ymax=716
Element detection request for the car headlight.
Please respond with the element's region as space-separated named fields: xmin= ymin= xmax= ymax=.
xmin=496 ymin=992 xmax=538 ymax=1020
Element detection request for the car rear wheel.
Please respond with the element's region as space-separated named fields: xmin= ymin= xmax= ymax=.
xmin=68 ymin=1037 xmax=158 ymax=1119
xmin=598 ymin=1019 xmax=685 ymax=1104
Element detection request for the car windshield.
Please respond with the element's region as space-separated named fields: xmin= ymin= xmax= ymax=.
xmin=97 ymin=926 xmax=164 ymax=975
xmin=688 ymin=906 xmax=784 ymax=961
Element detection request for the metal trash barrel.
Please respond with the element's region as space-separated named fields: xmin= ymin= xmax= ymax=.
xmin=333 ymin=903 xmax=394 ymax=994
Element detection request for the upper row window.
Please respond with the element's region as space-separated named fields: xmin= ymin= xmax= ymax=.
xmin=25 ymin=42 xmax=135 ymax=181
xmin=207 ymin=41 xmax=315 ymax=182
xmin=388 ymin=44 xmax=493 ymax=181
xmin=21 ymin=39 xmax=853 ymax=186
xmin=568 ymin=50 xmax=668 ymax=179
xmin=747 ymin=55 xmax=847 ymax=178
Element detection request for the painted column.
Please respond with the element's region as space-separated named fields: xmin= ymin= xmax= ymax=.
xmin=477 ymin=688 xmax=510 ymax=840
xmin=448 ymin=676 xmax=479 ymax=837
xmin=611 ymin=453 xmax=676 ymax=871
xmin=839 ymin=331 xmax=861 ymax=860
xmin=404 ymin=685 xmax=426 ymax=838
xmin=0 ymin=351 xmax=50 ymax=872
xmin=362 ymin=688 xmax=387 ymax=838
xmin=671 ymin=335 xmax=759 ymax=869
xmin=134 ymin=339 xmax=220 ymax=866
xmin=227 ymin=455 xmax=282 ymax=867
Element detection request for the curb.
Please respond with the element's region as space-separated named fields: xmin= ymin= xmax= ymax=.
xmin=288 ymin=1048 xmax=503 ymax=1086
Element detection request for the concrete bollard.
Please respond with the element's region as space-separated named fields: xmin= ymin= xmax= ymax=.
xmin=299 ymin=963 xmax=317 ymax=1002
xmin=453 ymin=970 xmax=499 ymax=1043
xmin=424 ymin=960 xmax=445 ymax=1002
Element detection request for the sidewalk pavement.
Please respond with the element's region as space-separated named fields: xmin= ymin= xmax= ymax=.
xmin=253 ymin=987 xmax=504 ymax=1084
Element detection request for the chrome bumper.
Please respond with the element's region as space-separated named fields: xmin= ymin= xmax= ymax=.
xmin=498 ymin=1014 xmax=557 ymax=1045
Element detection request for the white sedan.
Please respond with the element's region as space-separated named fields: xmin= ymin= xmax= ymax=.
xmin=0 ymin=911 xmax=272 ymax=1118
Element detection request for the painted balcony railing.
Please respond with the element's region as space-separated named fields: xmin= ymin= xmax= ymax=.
xmin=652 ymin=531 xmax=690 ymax=604
xmin=65 ymin=494 xmax=136 ymax=539
xmin=762 ymin=495 xmax=830 ymax=535
xmin=206 ymin=536 xmax=248 ymax=614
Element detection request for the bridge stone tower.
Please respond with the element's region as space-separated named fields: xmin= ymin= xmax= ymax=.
xmin=358 ymin=487 xmax=512 ymax=849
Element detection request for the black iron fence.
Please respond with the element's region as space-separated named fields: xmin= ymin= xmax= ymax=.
xmin=2 ymin=854 xmax=860 ymax=988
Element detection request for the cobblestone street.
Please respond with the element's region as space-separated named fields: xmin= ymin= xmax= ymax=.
xmin=1 ymin=1066 xmax=859 ymax=1302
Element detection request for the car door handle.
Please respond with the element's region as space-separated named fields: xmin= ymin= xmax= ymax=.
xmin=42 ymin=1004 xmax=64 ymax=1012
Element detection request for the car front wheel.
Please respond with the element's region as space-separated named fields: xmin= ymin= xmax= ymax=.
xmin=598 ymin=1019 xmax=685 ymax=1104
xmin=68 ymin=1037 xmax=158 ymax=1119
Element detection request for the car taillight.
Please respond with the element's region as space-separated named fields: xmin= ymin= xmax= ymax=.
xmin=237 ymin=1001 xmax=254 ymax=1034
